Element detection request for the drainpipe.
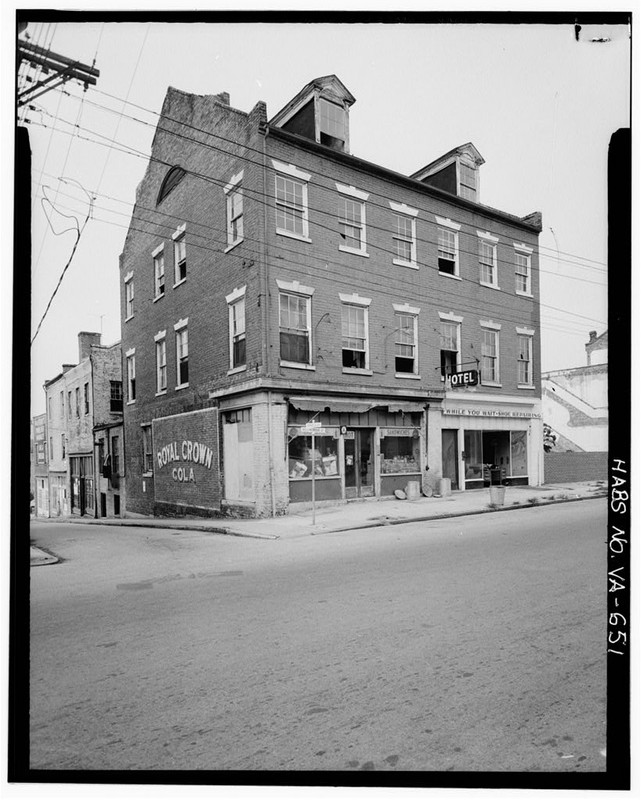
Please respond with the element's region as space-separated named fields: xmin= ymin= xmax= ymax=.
xmin=261 ymin=127 xmax=276 ymax=516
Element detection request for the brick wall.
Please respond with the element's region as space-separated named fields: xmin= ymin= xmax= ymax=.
xmin=544 ymin=452 xmax=607 ymax=483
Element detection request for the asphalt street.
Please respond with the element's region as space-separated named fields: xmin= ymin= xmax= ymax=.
xmin=29 ymin=499 xmax=607 ymax=773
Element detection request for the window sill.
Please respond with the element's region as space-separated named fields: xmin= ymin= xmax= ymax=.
xmin=393 ymin=258 xmax=418 ymax=269
xmin=339 ymin=245 xmax=369 ymax=258
xmin=173 ymin=278 xmax=186 ymax=289
xmin=480 ymin=281 xmax=501 ymax=291
xmin=224 ymin=239 xmax=243 ymax=254
xmin=125 ymin=314 xmax=134 ymax=322
xmin=126 ymin=400 xmax=136 ymax=405
xmin=280 ymin=361 xmax=316 ymax=371
xmin=516 ymin=290 xmax=534 ymax=298
xmin=155 ymin=390 xmax=167 ymax=397
xmin=481 ymin=382 xmax=502 ymax=388
xmin=342 ymin=367 xmax=373 ymax=376
xmin=439 ymin=271 xmax=462 ymax=280
xmin=153 ymin=294 xmax=165 ymax=303
xmin=227 ymin=365 xmax=247 ymax=376
xmin=517 ymin=384 xmax=536 ymax=390
xmin=276 ymin=228 xmax=312 ymax=243
xmin=395 ymin=373 xmax=421 ymax=380
xmin=175 ymin=383 xmax=189 ymax=391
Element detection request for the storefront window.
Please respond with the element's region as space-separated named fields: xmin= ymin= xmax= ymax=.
xmin=463 ymin=430 xmax=484 ymax=481
xmin=380 ymin=429 xmax=420 ymax=474
xmin=510 ymin=430 xmax=528 ymax=476
xmin=288 ymin=430 xmax=339 ymax=479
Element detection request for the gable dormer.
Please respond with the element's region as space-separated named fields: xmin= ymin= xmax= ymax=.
xmin=269 ymin=75 xmax=356 ymax=153
xmin=411 ymin=143 xmax=485 ymax=202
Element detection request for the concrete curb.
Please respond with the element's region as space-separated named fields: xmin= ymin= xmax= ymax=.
xmin=37 ymin=517 xmax=279 ymax=540
xmin=30 ymin=546 xmax=59 ymax=566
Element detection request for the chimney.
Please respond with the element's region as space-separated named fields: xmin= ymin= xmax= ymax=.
xmin=214 ymin=91 xmax=230 ymax=106
xmin=78 ymin=331 xmax=101 ymax=362
xmin=588 ymin=330 xmax=597 ymax=343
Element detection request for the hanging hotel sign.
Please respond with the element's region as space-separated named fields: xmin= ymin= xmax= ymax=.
xmin=449 ymin=369 xmax=479 ymax=387
xmin=442 ymin=408 xmax=541 ymax=419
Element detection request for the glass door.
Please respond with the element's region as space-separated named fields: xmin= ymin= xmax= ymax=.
xmin=344 ymin=429 xmax=374 ymax=498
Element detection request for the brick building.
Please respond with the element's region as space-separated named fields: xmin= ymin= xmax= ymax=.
xmin=30 ymin=413 xmax=49 ymax=516
xmin=120 ymin=75 xmax=543 ymax=518
xmin=43 ymin=332 xmax=125 ymax=517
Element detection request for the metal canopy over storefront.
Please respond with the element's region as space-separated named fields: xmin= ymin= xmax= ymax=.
xmin=288 ymin=396 xmax=425 ymax=414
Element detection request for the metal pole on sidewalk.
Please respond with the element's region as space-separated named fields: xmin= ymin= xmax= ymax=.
xmin=311 ymin=430 xmax=316 ymax=525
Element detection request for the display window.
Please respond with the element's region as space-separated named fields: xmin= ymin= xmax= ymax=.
xmin=288 ymin=429 xmax=339 ymax=480
xmin=380 ymin=428 xmax=420 ymax=474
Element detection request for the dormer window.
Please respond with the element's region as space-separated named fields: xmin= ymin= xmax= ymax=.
xmin=459 ymin=162 xmax=478 ymax=201
xmin=412 ymin=143 xmax=484 ymax=203
xmin=319 ymin=99 xmax=347 ymax=150
xmin=270 ymin=75 xmax=355 ymax=154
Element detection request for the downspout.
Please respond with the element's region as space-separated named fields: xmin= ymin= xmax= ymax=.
xmin=90 ymin=351 xmax=97 ymax=518
xmin=261 ymin=125 xmax=276 ymax=517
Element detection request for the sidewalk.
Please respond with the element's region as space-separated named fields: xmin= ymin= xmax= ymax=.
xmin=31 ymin=480 xmax=607 ymax=553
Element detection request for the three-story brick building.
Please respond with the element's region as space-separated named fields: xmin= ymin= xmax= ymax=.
xmin=120 ymin=75 xmax=543 ymax=518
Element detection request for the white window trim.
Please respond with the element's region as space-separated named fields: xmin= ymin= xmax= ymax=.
xmin=274 ymin=165 xmax=311 ymax=242
xmin=437 ymin=225 xmax=460 ymax=278
xmin=276 ymin=279 xmax=314 ymax=296
xmin=154 ymin=329 xmax=167 ymax=342
xmin=480 ymin=326 xmax=501 ymax=387
xmin=223 ymin=171 xmax=244 ymax=194
xmin=393 ymin=302 xmax=420 ymax=315
xmin=516 ymin=329 xmax=534 ymax=389
xmin=151 ymin=243 xmax=164 ymax=258
xmin=155 ymin=335 xmax=167 ymax=395
xmin=172 ymin=223 xmax=186 ymax=240
xmin=341 ymin=300 xmax=371 ymax=373
xmin=227 ymin=288 xmax=247 ymax=371
xmin=124 ymin=270 xmax=134 ymax=282
xmin=338 ymin=192 xmax=368 ymax=257
xmin=478 ymin=232 xmax=500 ymax=289
xmin=514 ymin=245 xmax=533 ymax=297
xmin=391 ymin=207 xmax=418 ymax=269
xmin=172 ymin=224 xmax=187 ymax=285
xmin=439 ymin=317 xmax=462 ymax=381
xmin=175 ymin=324 xmax=189 ymax=389
xmin=224 ymin=172 xmax=244 ymax=252
xmin=516 ymin=325 xmax=535 ymax=336
xmin=438 ymin=311 xmax=463 ymax=323
xmin=124 ymin=276 xmax=134 ymax=321
xmin=278 ymin=290 xmax=313 ymax=367
xmin=514 ymin=242 xmax=534 ymax=254
xmin=153 ymin=245 xmax=165 ymax=300
xmin=393 ymin=307 xmax=419 ymax=377
xmin=174 ymin=317 xmax=189 ymax=331
xmin=126 ymin=351 xmax=136 ymax=405
xmin=125 ymin=347 xmax=135 ymax=357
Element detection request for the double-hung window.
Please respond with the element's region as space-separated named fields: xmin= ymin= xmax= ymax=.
xmin=84 ymin=382 xmax=89 ymax=415
xmin=142 ymin=425 xmax=153 ymax=474
xmin=67 ymin=391 xmax=72 ymax=418
xmin=153 ymin=245 xmax=165 ymax=299
xmin=61 ymin=434 xmax=66 ymax=459
xmin=60 ymin=391 xmax=64 ymax=418
xmin=125 ymin=272 xmax=134 ymax=319
xmin=273 ymin=161 xmax=311 ymax=241
xmin=278 ymin=281 xmax=313 ymax=366
xmin=226 ymin=286 xmax=246 ymax=371
xmin=110 ymin=380 xmax=123 ymax=412
xmin=439 ymin=315 xmax=462 ymax=380
xmin=478 ymin=231 xmax=499 ymax=288
xmin=173 ymin=225 xmax=187 ymax=284
xmin=224 ymin=172 xmax=244 ymax=250
xmin=480 ymin=321 xmax=501 ymax=385
xmin=459 ymin=162 xmax=478 ymax=201
xmin=340 ymin=293 xmax=371 ymax=371
xmin=319 ymin=98 xmax=347 ymax=150
xmin=111 ymin=435 xmax=120 ymax=475
xmin=126 ymin=350 xmax=136 ymax=402
xmin=514 ymin=243 xmax=533 ymax=295
xmin=436 ymin=217 xmax=461 ymax=276
xmin=155 ymin=333 xmax=167 ymax=394
xmin=393 ymin=304 xmax=419 ymax=375
xmin=337 ymin=184 xmax=368 ymax=256
xmin=390 ymin=202 xmax=418 ymax=268
xmin=516 ymin=327 xmax=535 ymax=387
xmin=75 ymin=387 xmax=80 ymax=417
xmin=175 ymin=320 xmax=189 ymax=387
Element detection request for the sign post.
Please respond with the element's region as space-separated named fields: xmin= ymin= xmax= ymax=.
xmin=299 ymin=420 xmax=324 ymax=525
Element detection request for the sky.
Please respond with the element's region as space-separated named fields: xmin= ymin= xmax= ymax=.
xmin=8 ymin=13 xmax=631 ymax=417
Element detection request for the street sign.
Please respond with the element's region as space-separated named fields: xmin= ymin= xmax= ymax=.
xmin=449 ymin=369 xmax=479 ymax=387
xmin=300 ymin=425 xmax=328 ymax=435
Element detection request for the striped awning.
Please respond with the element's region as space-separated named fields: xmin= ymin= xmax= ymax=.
xmin=288 ymin=396 xmax=425 ymax=414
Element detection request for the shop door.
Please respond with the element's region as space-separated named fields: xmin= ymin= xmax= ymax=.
xmin=442 ymin=429 xmax=459 ymax=490
xmin=344 ymin=429 xmax=374 ymax=498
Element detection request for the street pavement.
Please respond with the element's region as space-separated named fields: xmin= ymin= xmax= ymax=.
xmin=28 ymin=498 xmax=607 ymax=773
xmin=30 ymin=480 xmax=607 ymax=563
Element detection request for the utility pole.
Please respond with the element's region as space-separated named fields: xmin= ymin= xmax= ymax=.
xmin=17 ymin=37 xmax=100 ymax=107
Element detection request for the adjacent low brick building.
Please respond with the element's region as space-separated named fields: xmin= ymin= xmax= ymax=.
xmin=120 ymin=75 xmax=543 ymax=518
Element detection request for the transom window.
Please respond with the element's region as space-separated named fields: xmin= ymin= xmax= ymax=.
xmin=176 ymin=327 xmax=189 ymax=386
xmin=153 ymin=250 xmax=165 ymax=298
xmin=438 ymin=228 xmax=458 ymax=275
xmin=481 ymin=329 xmax=499 ymax=383
xmin=395 ymin=313 xmax=417 ymax=374
xmin=518 ymin=335 xmax=533 ymax=385
xmin=341 ymin=304 xmax=368 ymax=369
xmin=174 ymin=233 xmax=186 ymax=284
xmin=280 ymin=293 xmax=311 ymax=365
xmin=479 ymin=240 xmax=497 ymax=286
xmin=440 ymin=321 xmax=460 ymax=379
xmin=515 ymin=252 xmax=531 ymax=294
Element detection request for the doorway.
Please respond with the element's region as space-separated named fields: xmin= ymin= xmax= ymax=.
xmin=344 ymin=428 xmax=374 ymax=498
xmin=441 ymin=429 xmax=459 ymax=490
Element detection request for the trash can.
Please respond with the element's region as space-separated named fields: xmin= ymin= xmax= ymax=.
xmin=439 ymin=477 xmax=452 ymax=497
xmin=489 ymin=485 xmax=506 ymax=506
xmin=405 ymin=481 xmax=420 ymax=501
